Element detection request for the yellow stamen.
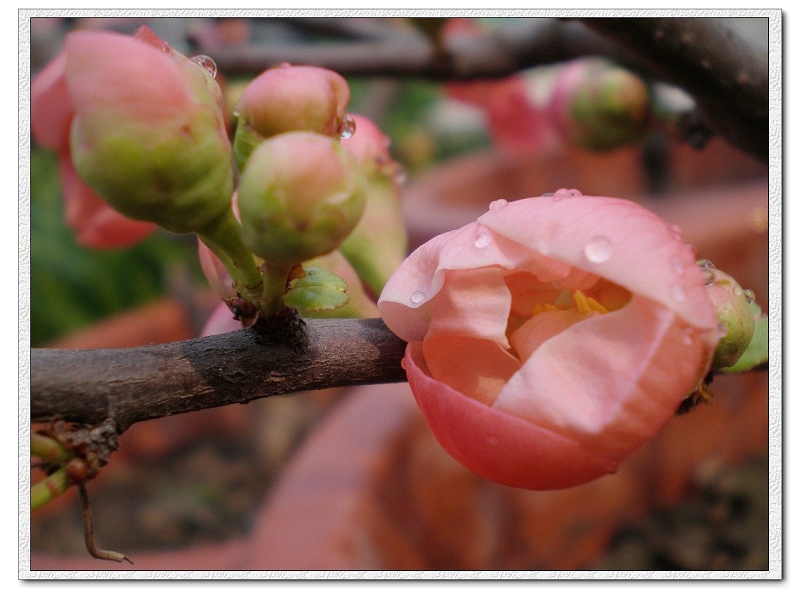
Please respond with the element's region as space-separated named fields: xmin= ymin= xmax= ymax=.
xmin=586 ymin=296 xmax=608 ymax=314
xmin=573 ymin=289 xmax=591 ymax=314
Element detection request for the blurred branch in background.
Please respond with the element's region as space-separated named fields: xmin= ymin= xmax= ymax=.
xmin=196 ymin=17 xmax=768 ymax=161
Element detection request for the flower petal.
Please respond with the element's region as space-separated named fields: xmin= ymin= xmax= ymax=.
xmin=31 ymin=50 xmax=73 ymax=152
xmin=494 ymin=294 xmax=714 ymax=455
xmin=405 ymin=342 xmax=617 ymax=490
xmin=477 ymin=195 xmax=716 ymax=331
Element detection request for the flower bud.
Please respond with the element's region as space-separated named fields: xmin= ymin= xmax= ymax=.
xmin=546 ymin=58 xmax=651 ymax=152
xmin=703 ymin=265 xmax=756 ymax=370
xmin=237 ymin=132 xmax=366 ymax=267
xmin=65 ymin=28 xmax=235 ymax=237
xmin=233 ymin=63 xmax=350 ymax=167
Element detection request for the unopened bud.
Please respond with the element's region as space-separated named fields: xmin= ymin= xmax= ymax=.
xmin=705 ymin=266 xmax=756 ymax=370
xmin=237 ymin=132 xmax=365 ymax=267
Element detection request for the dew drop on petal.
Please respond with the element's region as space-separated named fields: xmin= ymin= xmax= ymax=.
xmin=682 ymin=328 xmax=694 ymax=345
xmin=671 ymin=284 xmax=686 ymax=302
xmin=489 ymin=199 xmax=508 ymax=212
xmin=668 ymin=224 xmax=683 ymax=240
xmin=744 ymin=289 xmax=756 ymax=304
xmin=554 ymin=188 xmax=582 ymax=200
xmin=697 ymin=259 xmax=715 ymax=269
xmin=541 ymin=192 xmax=554 ymax=197
xmin=400 ymin=357 xmax=407 ymax=370
xmin=339 ymin=114 xmax=356 ymax=139
xmin=474 ymin=232 xmax=492 ymax=248
xmin=191 ymin=54 xmax=218 ymax=78
xmin=703 ymin=269 xmax=715 ymax=287
xmin=584 ymin=236 xmax=613 ymax=263
xmin=670 ymin=256 xmax=685 ymax=274
xmin=410 ymin=290 xmax=425 ymax=304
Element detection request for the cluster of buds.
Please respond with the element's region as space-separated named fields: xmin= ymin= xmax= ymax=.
xmin=31 ymin=27 xmax=407 ymax=323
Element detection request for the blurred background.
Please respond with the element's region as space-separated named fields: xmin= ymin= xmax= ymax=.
xmin=27 ymin=16 xmax=771 ymax=572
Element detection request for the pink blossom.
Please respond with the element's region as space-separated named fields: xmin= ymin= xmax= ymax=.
xmin=378 ymin=193 xmax=719 ymax=489
xmin=442 ymin=19 xmax=556 ymax=154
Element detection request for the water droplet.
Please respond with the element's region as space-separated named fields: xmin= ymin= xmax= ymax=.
xmin=474 ymin=232 xmax=492 ymax=248
xmin=410 ymin=290 xmax=425 ymax=304
xmin=733 ymin=286 xmax=743 ymax=297
xmin=554 ymin=188 xmax=582 ymax=199
xmin=339 ymin=114 xmax=356 ymax=139
xmin=670 ymin=257 xmax=685 ymax=274
xmin=393 ymin=166 xmax=407 ymax=187
xmin=489 ymin=199 xmax=508 ymax=212
xmin=671 ymin=284 xmax=686 ymax=302
xmin=486 ymin=435 xmax=500 ymax=447
xmin=584 ymin=236 xmax=613 ymax=263
xmin=159 ymin=41 xmax=172 ymax=54
xmin=191 ymin=54 xmax=217 ymax=78
xmin=682 ymin=328 xmax=694 ymax=345
xmin=400 ymin=357 xmax=407 ymax=370
xmin=702 ymin=269 xmax=715 ymax=287
xmin=743 ymin=289 xmax=756 ymax=304
xmin=541 ymin=192 xmax=554 ymax=197
xmin=668 ymin=224 xmax=683 ymax=240
xmin=696 ymin=259 xmax=715 ymax=269
xmin=718 ymin=322 xmax=729 ymax=338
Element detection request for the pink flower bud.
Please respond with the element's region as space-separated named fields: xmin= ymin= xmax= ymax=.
xmin=378 ymin=193 xmax=718 ymax=490
xmin=232 ymin=63 xmax=350 ymax=167
xmin=237 ymin=132 xmax=365 ymax=267
xmin=33 ymin=26 xmax=235 ymax=239
xmin=546 ymin=58 xmax=651 ymax=152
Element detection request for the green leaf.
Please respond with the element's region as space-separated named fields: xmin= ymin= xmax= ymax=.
xmin=283 ymin=266 xmax=349 ymax=314
xmin=720 ymin=302 xmax=768 ymax=373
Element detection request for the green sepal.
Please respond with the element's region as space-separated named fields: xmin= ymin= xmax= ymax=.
xmin=283 ymin=266 xmax=349 ymax=314
xmin=232 ymin=116 xmax=264 ymax=171
xmin=720 ymin=303 xmax=769 ymax=373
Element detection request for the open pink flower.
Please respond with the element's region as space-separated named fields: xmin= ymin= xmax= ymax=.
xmin=378 ymin=192 xmax=719 ymax=490
xmin=443 ymin=19 xmax=556 ymax=154
xmin=31 ymin=46 xmax=157 ymax=248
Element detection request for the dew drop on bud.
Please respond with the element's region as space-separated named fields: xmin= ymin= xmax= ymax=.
xmin=718 ymin=321 xmax=729 ymax=338
xmin=474 ymin=232 xmax=492 ymax=248
xmin=733 ymin=286 xmax=743 ymax=297
xmin=744 ymin=289 xmax=756 ymax=304
xmin=703 ymin=269 xmax=715 ymax=287
xmin=584 ymin=236 xmax=613 ymax=263
xmin=339 ymin=114 xmax=356 ymax=139
xmin=697 ymin=259 xmax=715 ymax=269
xmin=410 ymin=290 xmax=425 ymax=304
xmin=671 ymin=284 xmax=686 ymax=302
xmin=489 ymin=199 xmax=508 ymax=212
xmin=191 ymin=55 xmax=218 ymax=78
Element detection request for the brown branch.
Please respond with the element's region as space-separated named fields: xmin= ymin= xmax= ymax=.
xmin=31 ymin=318 xmax=408 ymax=433
xmin=576 ymin=17 xmax=769 ymax=162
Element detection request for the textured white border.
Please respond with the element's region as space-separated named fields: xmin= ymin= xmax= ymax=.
xmin=18 ymin=8 xmax=782 ymax=583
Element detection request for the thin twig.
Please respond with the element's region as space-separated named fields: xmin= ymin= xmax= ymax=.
xmin=79 ymin=484 xmax=133 ymax=565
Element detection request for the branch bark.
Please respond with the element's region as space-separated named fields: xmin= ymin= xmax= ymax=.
xmin=31 ymin=318 xmax=408 ymax=432
xmin=576 ymin=17 xmax=769 ymax=162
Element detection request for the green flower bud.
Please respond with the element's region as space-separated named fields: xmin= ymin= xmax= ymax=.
xmin=65 ymin=28 xmax=235 ymax=237
xmin=703 ymin=264 xmax=756 ymax=370
xmin=238 ymin=132 xmax=366 ymax=267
